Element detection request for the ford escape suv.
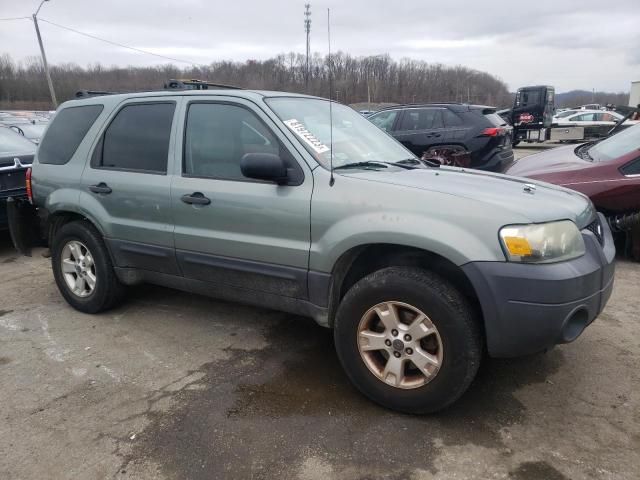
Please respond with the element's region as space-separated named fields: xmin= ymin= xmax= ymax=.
xmin=8 ymin=89 xmax=615 ymax=414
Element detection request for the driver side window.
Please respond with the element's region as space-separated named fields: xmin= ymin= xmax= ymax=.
xmin=183 ymin=103 xmax=286 ymax=181
xmin=369 ymin=110 xmax=398 ymax=132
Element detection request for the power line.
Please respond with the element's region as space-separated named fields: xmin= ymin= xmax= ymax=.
xmin=38 ymin=17 xmax=206 ymax=67
xmin=0 ymin=16 xmax=31 ymax=21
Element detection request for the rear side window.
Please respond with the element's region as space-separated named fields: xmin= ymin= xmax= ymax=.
xmin=38 ymin=105 xmax=103 ymax=165
xmin=96 ymin=103 xmax=175 ymax=173
xmin=483 ymin=113 xmax=507 ymax=127
xmin=443 ymin=110 xmax=464 ymax=127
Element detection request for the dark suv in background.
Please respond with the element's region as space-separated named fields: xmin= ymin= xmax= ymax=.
xmin=367 ymin=103 xmax=513 ymax=171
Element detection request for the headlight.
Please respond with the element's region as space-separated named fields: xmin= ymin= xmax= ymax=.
xmin=499 ymin=220 xmax=585 ymax=263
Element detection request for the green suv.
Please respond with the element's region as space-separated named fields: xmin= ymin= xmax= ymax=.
xmin=9 ymin=89 xmax=615 ymax=413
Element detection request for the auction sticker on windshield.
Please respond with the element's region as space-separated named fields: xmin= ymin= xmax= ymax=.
xmin=284 ymin=119 xmax=330 ymax=154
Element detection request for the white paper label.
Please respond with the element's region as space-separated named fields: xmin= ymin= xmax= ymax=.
xmin=283 ymin=119 xmax=330 ymax=154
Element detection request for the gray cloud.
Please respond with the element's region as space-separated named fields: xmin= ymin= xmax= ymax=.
xmin=0 ymin=0 xmax=638 ymax=91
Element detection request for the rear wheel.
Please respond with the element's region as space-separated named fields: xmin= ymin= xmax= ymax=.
xmin=51 ymin=221 xmax=125 ymax=313
xmin=334 ymin=267 xmax=482 ymax=414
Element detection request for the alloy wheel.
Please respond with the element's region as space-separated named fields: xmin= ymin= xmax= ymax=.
xmin=357 ymin=301 xmax=443 ymax=389
xmin=60 ymin=240 xmax=96 ymax=298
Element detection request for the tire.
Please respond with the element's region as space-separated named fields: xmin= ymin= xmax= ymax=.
xmin=51 ymin=220 xmax=125 ymax=313
xmin=334 ymin=267 xmax=482 ymax=414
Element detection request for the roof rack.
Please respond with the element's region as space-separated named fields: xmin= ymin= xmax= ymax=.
xmin=75 ymin=90 xmax=120 ymax=98
xmin=163 ymin=79 xmax=242 ymax=90
xmin=74 ymin=79 xmax=243 ymax=99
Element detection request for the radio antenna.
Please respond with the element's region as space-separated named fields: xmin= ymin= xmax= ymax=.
xmin=327 ymin=8 xmax=335 ymax=186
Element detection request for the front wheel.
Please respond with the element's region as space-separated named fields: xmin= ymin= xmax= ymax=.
xmin=334 ymin=267 xmax=482 ymax=414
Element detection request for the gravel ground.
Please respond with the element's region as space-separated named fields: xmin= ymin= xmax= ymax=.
xmin=0 ymin=224 xmax=638 ymax=480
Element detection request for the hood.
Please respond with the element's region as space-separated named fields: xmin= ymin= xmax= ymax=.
xmin=505 ymin=144 xmax=588 ymax=177
xmin=341 ymin=165 xmax=594 ymax=228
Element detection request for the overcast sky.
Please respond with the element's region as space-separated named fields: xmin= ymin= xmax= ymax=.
xmin=1 ymin=0 xmax=638 ymax=92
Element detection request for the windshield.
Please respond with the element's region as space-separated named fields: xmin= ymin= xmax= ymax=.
xmin=588 ymin=123 xmax=640 ymax=162
xmin=265 ymin=97 xmax=414 ymax=169
xmin=0 ymin=126 xmax=37 ymax=154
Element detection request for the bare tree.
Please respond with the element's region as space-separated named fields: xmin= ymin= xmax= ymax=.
xmin=0 ymin=51 xmax=521 ymax=110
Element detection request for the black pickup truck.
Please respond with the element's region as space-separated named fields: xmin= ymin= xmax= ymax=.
xmin=0 ymin=126 xmax=36 ymax=229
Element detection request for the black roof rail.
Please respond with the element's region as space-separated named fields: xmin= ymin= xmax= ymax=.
xmin=74 ymin=79 xmax=243 ymax=100
xmin=163 ymin=79 xmax=243 ymax=90
xmin=75 ymin=90 xmax=120 ymax=98
xmin=376 ymin=102 xmax=478 ymax=112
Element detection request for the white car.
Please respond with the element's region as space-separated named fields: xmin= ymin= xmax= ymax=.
xmin=554 ymin=109 xmax=638 ymax=127
xmin=553 ymin=109 xmax=638 ymax=139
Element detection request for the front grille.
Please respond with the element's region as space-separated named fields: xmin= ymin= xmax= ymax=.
xmin=585 ymin=218 xmax=604 ymax=246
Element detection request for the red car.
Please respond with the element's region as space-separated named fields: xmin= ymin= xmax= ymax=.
xmin=506 ymin=123 xmax=640 ymax=259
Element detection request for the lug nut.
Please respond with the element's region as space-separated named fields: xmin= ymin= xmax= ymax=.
xmin=406 ymin=348 xmax=413 ymax=355
xmin=385 ymin=339 xmax=392 ymax=347
xmin=404 ymin=334 xmax=412 ymax=341
xmin=391 ymin=329 xmax=398 ymax=336
xmin=393 ymin=351 xmax=401 ymax=358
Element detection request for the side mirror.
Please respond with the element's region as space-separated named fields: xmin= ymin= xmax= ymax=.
xmin=240 ymin=153 xmax=289 ymax=185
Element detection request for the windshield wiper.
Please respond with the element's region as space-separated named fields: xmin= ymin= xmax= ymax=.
xmin=576 ymin=142 xmax=595 ymax=161
xmin=384 ymin=159 xmax=422 ymax=169
xmin=333 ymin=161 xmax=389 ymax=170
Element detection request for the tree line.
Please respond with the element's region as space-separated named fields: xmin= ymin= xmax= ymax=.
xmin=0 ymin=52 xmax=514 ymax=110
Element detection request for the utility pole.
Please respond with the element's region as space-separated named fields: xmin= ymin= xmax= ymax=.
xmin=33 ymin=0 xmax=57 ymax=108
xmin=304 ymin=4 xmax=311 ymax=92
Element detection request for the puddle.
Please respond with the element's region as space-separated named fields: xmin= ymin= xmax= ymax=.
xmin=509 ymin=461 xmax=569 ymax=480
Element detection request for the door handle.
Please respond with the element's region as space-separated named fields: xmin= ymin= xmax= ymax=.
xmin=181 ymin=192 xmax=211 ymax=206
xmin=89 ymin=182 xmax=112 ymax=194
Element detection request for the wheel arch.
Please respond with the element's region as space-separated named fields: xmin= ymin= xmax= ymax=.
xmin=325 ymin=243 xmax=484 ymax=336
xmin=46 ymin=210 xmax=105 ymax=246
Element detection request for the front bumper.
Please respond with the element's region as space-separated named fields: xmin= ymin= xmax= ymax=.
xmin=462 ymin=213 xmax=615 ymax=358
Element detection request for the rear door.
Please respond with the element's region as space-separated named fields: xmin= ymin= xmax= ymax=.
xmin=170 ymin=97 xmax=313 ymax=299
xmin=79 ymin=98 xmax=181 ymax=275
xmin=394 ymin=108 xmax=447 ymax=156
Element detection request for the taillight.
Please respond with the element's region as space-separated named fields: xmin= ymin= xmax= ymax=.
xmin=481 ymin=127 xmax=505 ymax=137
xmin=26 ymin=167 xmax=33 ymax=203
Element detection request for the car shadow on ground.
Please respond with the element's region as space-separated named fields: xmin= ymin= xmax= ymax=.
xmin=121 ymin=284 xmax=566 ymax=479
xmin=0 ymin=232 xmax=20 ymax=262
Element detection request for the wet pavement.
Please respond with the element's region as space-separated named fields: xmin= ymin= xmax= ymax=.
xmin=1 ymin=233 xmax=638 ymax=479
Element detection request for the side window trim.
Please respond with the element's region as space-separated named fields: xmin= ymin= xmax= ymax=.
xmin=90 ymin=100 xmax=177 ymax=175
xmin=181 ymin=100 xmax=305 ymax=185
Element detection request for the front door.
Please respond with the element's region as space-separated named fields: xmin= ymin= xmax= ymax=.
xmin=170 ymin=98 xmax=313 ymax=299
